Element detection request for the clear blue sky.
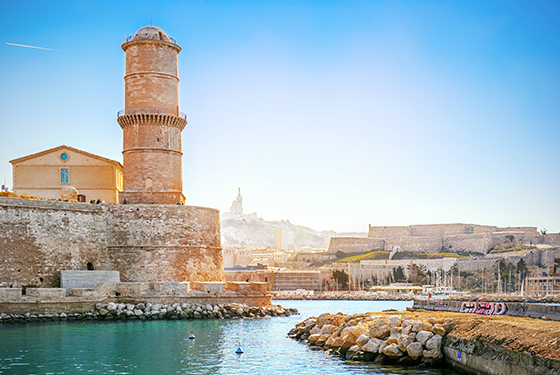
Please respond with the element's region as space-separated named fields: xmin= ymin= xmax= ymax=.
xmin=1 ymin=0 xmax=559 ymax=233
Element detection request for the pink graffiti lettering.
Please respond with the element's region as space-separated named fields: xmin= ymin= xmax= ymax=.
xmin=494 ymin=303 xmax=508 ymax=315
xmin=475 ymin=302 xmax=494 ymax=315
xmin=460 ymin=301 xmax=477 ymax=313
xmin=460 ymin=301 xmax=509 ymax=315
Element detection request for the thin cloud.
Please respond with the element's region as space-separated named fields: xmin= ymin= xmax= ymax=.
xmin=6 ymin=42 xmax=55 ymax=51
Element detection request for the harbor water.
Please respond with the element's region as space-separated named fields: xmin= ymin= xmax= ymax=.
xmin=0 ymin=300 xmax=462 ymax=374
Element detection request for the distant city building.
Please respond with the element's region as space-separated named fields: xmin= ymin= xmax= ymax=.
xmin=9 ymin=145 xmax=123 ymax=204
xmin=274 ymin=228 xmax=294 ymax=250
xmin=525 ymin=276 xmax=560 ymax=296
xmin=275 ymin=228 xmax=283 ymax=249
xmin=250 ymin=249 xmax=289 ymax=267
xmin=271 ymin=270 xmax=321 ymax=291
xmin=229 ymin=188 xmax=243 ymax=215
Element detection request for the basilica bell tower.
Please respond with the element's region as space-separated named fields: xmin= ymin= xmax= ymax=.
xmin=117 ymin=26 xmax=186 ymax=204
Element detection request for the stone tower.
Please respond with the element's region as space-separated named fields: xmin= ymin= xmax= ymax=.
xmin=117 ymin=26 xmax=186 ymax=204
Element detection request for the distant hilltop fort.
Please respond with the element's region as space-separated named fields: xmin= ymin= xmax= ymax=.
xmin=328 ymin=223 xmax=560 ymax=255
xmin=0 ymin=26 xmax=226 ymax=289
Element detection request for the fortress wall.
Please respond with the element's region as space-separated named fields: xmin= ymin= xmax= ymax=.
xmin=360 ymin=258 xmax=458 ymax=275
xmin=443 ymin=235 xmax=491 ymax=254
xmin=327 ymin=237 xmax=385 ymax=254
xmin=544 ymin=233 xmax=560 ymax=246
xmin=489 ymin=232 xmax=543 ymax=249
xmin=103 ymin=205 xmax=224 ymax=283
xmin=409 ymin=223 xmax=496 ymax=237
xmin=470 ymin=225 xmax=497 ymax=235
xmin=0 ymin=198 xmax=225 ymax=288
xmin=367 ymin=226 xmax=407 ymax=238
xmin=523 ymin=248 xmax=560 ymax=267
xmin=385 ymin=236 xmax=442 ymax=252
xmin=494 ymin=226 xmax=540 ymax=235
xmin=408 ymin=224 xmax=447 ymax=237
xmin=0 ymin=198 xmax=109 ymax=288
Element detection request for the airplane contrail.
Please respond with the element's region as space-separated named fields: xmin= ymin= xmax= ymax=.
xmin=6 ymin=42 xmax=55 ymax=51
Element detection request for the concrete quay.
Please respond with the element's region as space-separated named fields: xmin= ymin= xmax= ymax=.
xmin=0 ymin=280 xmax=273 ymax=317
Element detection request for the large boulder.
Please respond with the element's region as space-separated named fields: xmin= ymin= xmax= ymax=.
xmin=316 ymin=313 xmax=332 ymax=328
xmin=423 ymin=348 xmax=443 ymax=360
xmin=432 ymin=324 xmax=448 ymax=336
xmin=387 ymin=315 xmax=402 ymax=327
xmin=330 ymin=337 xmax=346 ymax=348
xmin=397 ymin=334 xmax=414 ymax=352
xmin=412 ymin=320 xmax=433 ymax=333
xmin=369 ymin=319 xmax=391 ymax=339
xmin=308 ymin=334 xmax=321 ymax=343
xmin=341 ymin=333 xmax=358 ymax=349
xmin=425 ymin=334 xmax=442 ymax=351
xmin=416 ymin=330 xmax=434 ymax=346
xmin=382 ymin=343 xmax=404 ymax=357
xmin=356 ymin=332 xmax=370 ymax=347
xmin=320 ymin=324 xmax=338 ymax=335
xmin=316 ymin=334 xmax=329 ymax=347
xmin=309 ymin=325 xmax=321 ymax=335
xmin=406 ymin=342 xmax=423 ymax=360
xmin=362 ymin=337 xmax=383 ymax=353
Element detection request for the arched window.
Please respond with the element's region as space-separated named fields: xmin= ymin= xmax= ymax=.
xmin=87 ymin=262 xmax=94 ymax=270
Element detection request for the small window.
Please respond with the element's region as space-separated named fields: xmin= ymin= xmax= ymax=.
xmin=61 ymin=169 xmax=69 ymax=184
xmin=60 ymin=153 xmax=69 ymax=161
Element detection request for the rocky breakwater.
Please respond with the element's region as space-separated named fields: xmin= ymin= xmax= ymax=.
xmin=288 ymin=310 xmax=452 ymax=366
xmin=0 ymin=302 xmax=297 ymax=323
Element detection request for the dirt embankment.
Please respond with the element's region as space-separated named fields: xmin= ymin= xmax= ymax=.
xmin=413 ymin=309 xmax=560 ymax=360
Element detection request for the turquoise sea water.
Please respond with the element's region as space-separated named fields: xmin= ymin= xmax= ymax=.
xmin=0 ymin=300 xmax=462 ymax=374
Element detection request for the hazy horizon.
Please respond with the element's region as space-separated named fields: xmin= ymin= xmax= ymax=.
xmin=1 ymin=1 xmax=559 ymax=233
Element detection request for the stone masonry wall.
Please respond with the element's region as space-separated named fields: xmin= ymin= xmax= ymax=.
xmin=386 ymin=236 xmax=443 ymax=252
xmin=0 ymin=198 xmax=108 ymax=287
xmin=443 ymin=235 xmax=491 ymax=254
xmin=0 ymin=198 xmax=224 ymax=288
xmin=368 ymin=225 xmax=408 ymax=238
xmin=327 ymin=237 xmax=385 ymax=254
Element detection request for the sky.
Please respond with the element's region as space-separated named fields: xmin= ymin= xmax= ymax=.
xmin=1 ymin=0 xmax=559 ymax=233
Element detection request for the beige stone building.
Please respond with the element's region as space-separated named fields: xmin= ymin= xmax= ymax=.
xmin=10 ymin=145 xmax=123 ymax=204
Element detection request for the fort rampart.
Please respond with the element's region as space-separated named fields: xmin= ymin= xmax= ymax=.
xmin=329 ymin=223 xmax=554 ymax=255
xmin=327 ymin=237 xmax=385 ymax=253
xmin=0 ymin=197 xmax=224 ymax=288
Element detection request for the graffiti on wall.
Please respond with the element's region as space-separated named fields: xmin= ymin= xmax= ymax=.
xmin=459 ymin=301 xmax=508 ymax=315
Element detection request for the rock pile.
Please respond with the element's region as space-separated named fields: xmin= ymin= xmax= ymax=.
xmin=0 ymin=302 xmax=297 ymax=323
xmin=288 ymin=311 xmax=452 ymax=366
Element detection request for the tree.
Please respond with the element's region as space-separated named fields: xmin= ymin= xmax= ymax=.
xmin=407 ymin=263 xmax=428 ymax=284
xmin=517 ymin=259 xmax=529 ymax=279
xmin=553 ymin=258 xmax=560 ymax=275
xmin=393 ymin=266 xmax=406 ymax=282
xmin=332 ymin=270 xmax=348 ymax=289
